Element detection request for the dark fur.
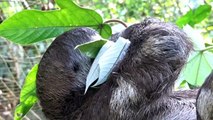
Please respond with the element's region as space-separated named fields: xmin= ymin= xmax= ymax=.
xmin=36 ymin=18 xmax=206 ymax=120
xmin=197 ymin=71 xmax=213 ymax=120
xmin=36 ymin=28 xmax=98 ymax=119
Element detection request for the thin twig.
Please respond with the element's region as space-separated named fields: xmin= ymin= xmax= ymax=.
xmin=104 ymin=19 xmax=128 ymax=28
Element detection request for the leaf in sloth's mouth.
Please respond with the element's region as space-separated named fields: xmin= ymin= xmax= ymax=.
xmin=76 ymin=37 xmax=131 ymax=93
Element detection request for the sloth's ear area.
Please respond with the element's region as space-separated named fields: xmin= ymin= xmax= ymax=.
xmin=121 ymin=25 xmax=135 ymax=39
xmin=121 ymin=18 xmax=162 ymax=40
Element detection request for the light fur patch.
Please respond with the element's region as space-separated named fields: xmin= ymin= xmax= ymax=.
xmin=197 ymin=88 xmax=213 ymax=120
xmin=110 ymin=77 xmax=138 ymax=117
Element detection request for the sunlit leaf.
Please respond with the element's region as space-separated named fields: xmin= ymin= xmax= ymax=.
xmin=183 ymin=51 xmax=213 ymax=86
xmin=183 ymin=25 xmax=205 ymax=50
xmin=14 ymin=64 xmax=38 ymax=120
xmin=0 ymin=0 xmax=112 ymax=44
xmin=176 ymin=4 xmax=212 ymax=28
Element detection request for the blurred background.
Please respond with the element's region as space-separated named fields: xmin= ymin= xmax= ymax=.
xmin=0 ymin=0 xmax=212 ymax=119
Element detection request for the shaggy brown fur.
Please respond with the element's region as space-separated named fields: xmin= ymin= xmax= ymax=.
xmin=197 ymin=71 xmax=213 ymax=120
xmin=36 ymin=18 xmax=204 ymax=120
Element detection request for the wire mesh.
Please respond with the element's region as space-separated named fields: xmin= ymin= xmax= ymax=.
xmin=0 ymin=38 xmax=49 ymax=120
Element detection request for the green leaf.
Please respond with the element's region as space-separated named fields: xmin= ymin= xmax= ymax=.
xmin=96 ymin=23 xmax=112 ymax=39
xmin=94 ymin=37 xmax=130 ymax=86
xmin=14 ymin=64 xmax=38 ymax=120
xmin=75 ymin=40 xmax=108 ymax=58
xmin=85 ymin=37 xmax=130 ymax=93
xmin=85 ymin=41 xmax=114 ymax=93
xmin=179 ymin=80 xmax=190 ymax=89
xmin=183 ymin=51 xmax=213 ymax=86
xmin=176 ymin=4 xmax=212 ymax=28
xmin=0 ymin=0 xmax=112 ymax=45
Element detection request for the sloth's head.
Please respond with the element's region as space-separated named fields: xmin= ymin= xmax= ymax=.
xmin=112 ymin=18 xmax=193 ymax=97
xmin=120 ymin=18 xmax=192 ymax=71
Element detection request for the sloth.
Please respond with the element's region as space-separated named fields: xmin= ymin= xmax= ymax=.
xmin=36 ymin=18 xmax=212 ymax=120
xmin=197 ymin=71 xmax=213 ymax=120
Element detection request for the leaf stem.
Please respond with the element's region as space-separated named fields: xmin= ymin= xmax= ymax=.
xmin=200 ymin=46 xmax=213 ymax=52
xmin=104 ymin=19 xmax=128 ymax=28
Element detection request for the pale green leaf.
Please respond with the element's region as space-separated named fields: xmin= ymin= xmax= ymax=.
xmin=95 ymin=37 xmax=130 ymax=86
xmin=183 ymin=51 xmax=213 ymax=86
xmin=85 ymin=41 xmax=114 ymax=93
xmin=84 ymin=37 xmax=131 ymax=93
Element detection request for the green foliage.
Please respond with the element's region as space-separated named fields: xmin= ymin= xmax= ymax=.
xmin=75 ymin=39 xmax=108 ymax=58
xmin=77 ymin=0 xmax=186 ymax=23
xmin=184 ymin=50 xmax=213 ymax=86
xmin=176 ymin=4 xmax=212 ymax=28
xmin=14 ymin=64 xmax=38 ymax=120
xmin=0 ymin=0 xmax=111 ymax=45
xmin=182 ymin=25 xmax=213 ymax=86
